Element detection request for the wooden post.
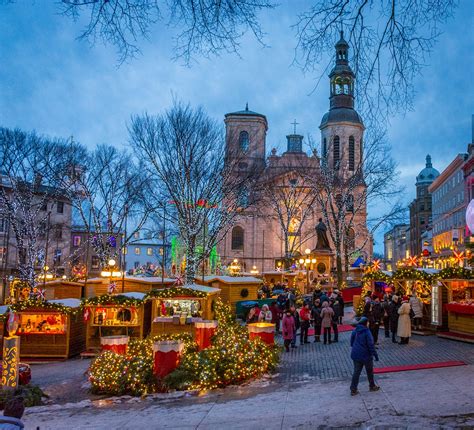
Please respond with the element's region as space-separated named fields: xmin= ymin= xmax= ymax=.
xmin=2 ymin=336 xmax=20 ymax=389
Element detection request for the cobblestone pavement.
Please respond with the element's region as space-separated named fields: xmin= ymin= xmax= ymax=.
xmin=275 ymin=329 xmax=474 ymax=383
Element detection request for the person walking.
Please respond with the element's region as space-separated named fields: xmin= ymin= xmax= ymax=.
xmin=330 ymin=298 xmax=339 ymax=342
xmin=282 ymin=309 xmax=296 ymax=352
xmin=409 ymin=293 xmax=423 ymax=331
xmin=381 ymin=295 xmax=391 ymax=338
xmin=311 ymin=299 xmax=322 ymax=342
xmin=370 ymin=295 xmax=383 ymax=345
xmin=290 ymin=305 xmax=300 ymax=348
xmin=321 ymin=301 xmax=334 ymax=345
xmin=269 ymin=301 xmax=281 ymax=333
xmin=336 ymin=290 xmax=345 ymax=324
xmin=350 ymin=317 xmax=380 ymax=396
xmin=397 ymin=296 xmax=412 ymax=344
xmin=258 ymin=304 xmax=272 ymax=322
xmin=299 ymin=302 xmax=311 ymax=344
xmin=388 ymin=295 xmax=400 ymax=343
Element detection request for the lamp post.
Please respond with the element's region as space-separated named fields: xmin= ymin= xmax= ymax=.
xmin=304 ymin=248 xmax=311 ymax=291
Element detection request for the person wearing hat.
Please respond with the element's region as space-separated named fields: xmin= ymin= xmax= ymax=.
xmin=397 ymin=296 xmax=412 ymax=344
xmin=350 ymin=316 xmax=380 ymax=396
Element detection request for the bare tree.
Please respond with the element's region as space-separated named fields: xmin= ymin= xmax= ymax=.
xmin=309 ymin=126 xmax=405 ymax=287
xmin=257 ymin=163 xmax=319 ymax=267
xmin=65 ymin=144 xmax=153 ymax=270
xmin=294 ymin=1 xmax=458 ymax=122
xmin=58 ymin=0 xmax=275 ymax=64
xmin=129 ymin=101 xmax=256 ymax=284
xmin=0 ymin=128 xmax=75 ymax=291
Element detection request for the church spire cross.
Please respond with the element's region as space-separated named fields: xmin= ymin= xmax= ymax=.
xmin=291 ymin=119 xmax=299 ymax=134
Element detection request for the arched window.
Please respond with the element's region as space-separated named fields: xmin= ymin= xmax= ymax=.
xmin=322 ymin=138 xmax=327 ymax=158
xmin=349 ymin=136 xmax=355 ymax=171
xmin=231 ymin=226 xmax=244 ymax=250
xmin=333 ymin=136 xmax=340 ymax=169
xmin=346 ymin=228 xmax=355 ymax=251
xmin=346 ymin=194 xmax=354 ymax=212
xmin=335 ymin=194 xmax=343 ymax=209
xmin=239 ymin=131 xmax=249 ymax=152
xmin=238 ymin=187 xmax=249 ymax=208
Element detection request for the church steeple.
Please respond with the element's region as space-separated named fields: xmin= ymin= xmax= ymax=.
xmin=329 ymin=31 xmax=355 ymax=110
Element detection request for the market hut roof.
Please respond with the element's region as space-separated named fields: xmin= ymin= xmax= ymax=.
xmin=49 ymin=298 xmax=82 ymax=308
xmin=207 ymin=276 xmax=262 ymax=284
xmin=117 ymin=292 xmax=147 ymax=300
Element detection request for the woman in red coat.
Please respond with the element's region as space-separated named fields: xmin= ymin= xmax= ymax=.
xmin=282 ymin=309 xmax=296 ymax=352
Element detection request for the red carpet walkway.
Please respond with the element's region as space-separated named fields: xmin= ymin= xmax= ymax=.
xmin=373 ymin=360 xmax=467 ymax=374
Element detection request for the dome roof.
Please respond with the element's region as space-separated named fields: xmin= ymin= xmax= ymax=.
xmin=225 ymin=103 xmax=266 ymax=120
xmin=320 ymin=107 xmax=363 ymax=128
xmin=416 ymin=155 xmax=439 ymax=185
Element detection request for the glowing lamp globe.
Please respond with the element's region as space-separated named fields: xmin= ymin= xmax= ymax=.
xmin=108 ymin=258 xmax=116 ymax=267
xmin=466 ymin=199 xmax=474 ymax=233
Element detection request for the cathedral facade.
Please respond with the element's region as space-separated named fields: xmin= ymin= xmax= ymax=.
xmin=218 ymin=33 xmax=372 ymax=274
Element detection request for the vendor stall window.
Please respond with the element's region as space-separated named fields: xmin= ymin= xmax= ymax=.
xmin=91 ymin=307 xmax=139 ymax=326
xmin=155 ymin=299 xmax=202 ymax=318
xmin=17 ymin=313 xmax=67 ymax=335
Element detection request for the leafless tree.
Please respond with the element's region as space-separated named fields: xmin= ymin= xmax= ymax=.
xmin=58 ymin=0 xmax=275 ymax=64
xmin=65 ymin=144 xmax=154 ymax=270
xmin=294 ymin=1 xmax=458 ymax=122
xmin=309 ymin=126 xmax=405 ymax=287
xmin=129 ymin=101 xmax=256 ymax=284
xmin=256 ymin=162 xmax=319 ymax=267
xmin=0 ymin=128 xmax=76 ymax=291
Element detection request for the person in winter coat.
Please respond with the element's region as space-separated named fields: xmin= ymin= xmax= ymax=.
xmin=246 ymin=306 xmax=259 ymax=324
xmin=350 ymin=317 xmax=380 ymax=396
xmin=336 ymin=291 xmax=345 ymax=324
xmin=370 ymin=296 xmax=383 ymax=344
xmin=258 ymin=304 xmax=273 ymax=322
xmin=409 ymin=294 xmax=423 ymax=330
xmin=311 ymin=299 xmax=322 ymax=342
xmin=282 ymin=309 xmax=296 ymax=352
xmin=397 ymin=296 xmax=412 ymax=344
xmin=330 ymin=298 xmax=339 ymax=342
xmin=388 ymin=295 xmax=400 ymax=343
xmin=299 ymin=303 xmax=311 ymax=344
xmin=320 ymin=301 xmax=335 ymax=344
xmin=0 ymin=397 xmax=25 ymax=430
xmin=381 ymin=295 xmax=391 ymax=338
xmin=320 ymin=291 xmax=329 ymax=305
xmin=290 ymin=305 xmax=300 ymax=348
xmin=269 ymin=301 xmax=281 ymax=332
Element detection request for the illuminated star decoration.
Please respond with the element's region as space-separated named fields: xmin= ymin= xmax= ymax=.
xmin=35 ymin=288 xmax=45 ymax=301
xmin=453 ymin=250 xmax=466 ymax=264
xmin=276 ymin=266 xmax=282 ymax=272
xmin=173 ymin=274 xmax=184 ymax=287
xmin=371 ymin=259 xmax=381 ymax=271
xmin=108 ymin=282 xmax=118 ymax=294
xmin=407 ymin=256 xmax=418 ymax=267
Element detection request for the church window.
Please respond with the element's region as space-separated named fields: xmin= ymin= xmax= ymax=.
xmin=336 ymin=194 xmax=343 ymax=209
xmin=238 ymin=187 xmax=249 ymax=208
xmin=231 ymin=226 xmax=244 ymax=250
xmin=346 ymin=228 xmax=355 ymax=251
xmin=346 ymin=194 xmax=354 ymax=212
xmin=349 ymin=136 xmax=355 ymax=171
xmin=322 ymin=138 xmax=327 ymax=158
xmin=239 ymin=131 xmax=249 ymax=152
xmin=333 ymin=136 xmax=340 ymax=169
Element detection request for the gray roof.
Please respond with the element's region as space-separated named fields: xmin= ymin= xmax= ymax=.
xmin=225 ymin=104 xmax=266 ymax=120
xmin=416 ymin=155 xmax=440 ymax=185
xmin=320 ymin=108 xmax=363 ymax=128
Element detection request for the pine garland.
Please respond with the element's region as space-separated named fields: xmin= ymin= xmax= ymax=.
xmin=82 ymin=294 xmax=144 ymax=308
xmin=145 ymin=287 xmax=207 ymax=299
xmin=9 ymin=299 xmax=79 ymax=315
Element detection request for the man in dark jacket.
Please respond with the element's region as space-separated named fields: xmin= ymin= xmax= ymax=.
xmin=336 ymin=291 xmax=345 ymax=324
xmin=381 ymin=295 xmax=391 ymax=338
xmin=370 ymin=296 xmax=383 ymax=344
xmin=311 ymin=299 xmax=322 ymax=342
xmin=330 ymin=298 xmax=340 ymax=342
xmin=290 ymin=305 xmax=300 ymax=348
xmin=388 ymin=295 xmax=401 ymax=343
xmin=350 ymin=317 xmax=380 ymax=396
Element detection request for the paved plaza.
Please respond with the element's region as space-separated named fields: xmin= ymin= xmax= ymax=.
xmin=23 ymin=325 xmax=474 ymax=429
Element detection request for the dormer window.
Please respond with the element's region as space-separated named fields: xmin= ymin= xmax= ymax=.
xmin=239 ymin=131 xmax=249 ymax=152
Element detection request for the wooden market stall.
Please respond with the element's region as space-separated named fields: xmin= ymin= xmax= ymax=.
xmin=206 ymin=276 xmax=262 ymax=313
xmin=11 ymin=299 xmax=85 ymax=359
xmin=82 ymin=292 xmax=152 ymax=352
xmin=148 ymin=284 xmax=220 ymax=336
xmin=81 ymin=276 xmax=176 ymax=298
xmin=438 ymin=276 xmax=474 ymax=341
xmin=42 ymin=280 xmax=83 ymax=300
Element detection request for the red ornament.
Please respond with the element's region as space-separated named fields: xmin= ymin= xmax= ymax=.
xmin=83 ymin=307 xmax=91 ymax=322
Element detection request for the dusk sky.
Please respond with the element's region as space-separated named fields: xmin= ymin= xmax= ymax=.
xmin=1 ymin=1 xmax=473 ymax=252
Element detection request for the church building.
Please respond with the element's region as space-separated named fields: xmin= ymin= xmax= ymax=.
xmin=218 ymin=33 xmax=372 ymax=275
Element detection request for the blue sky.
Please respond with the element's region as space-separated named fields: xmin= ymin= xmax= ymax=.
xmin=1 ymin=1 xmax=473 ymax=252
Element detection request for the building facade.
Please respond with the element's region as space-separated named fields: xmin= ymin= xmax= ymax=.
xmin=409 ymin=155 xmax=440 ymax=256
xmin=125 ymin=231 xmax=171 ymax=272
xmin=384 ymin=224 xmax=410 ymax=271
xmin=218 ymin=33 xmax=371 ymax=274
xmin=430 ymin=153 xmax=468 ymax=265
